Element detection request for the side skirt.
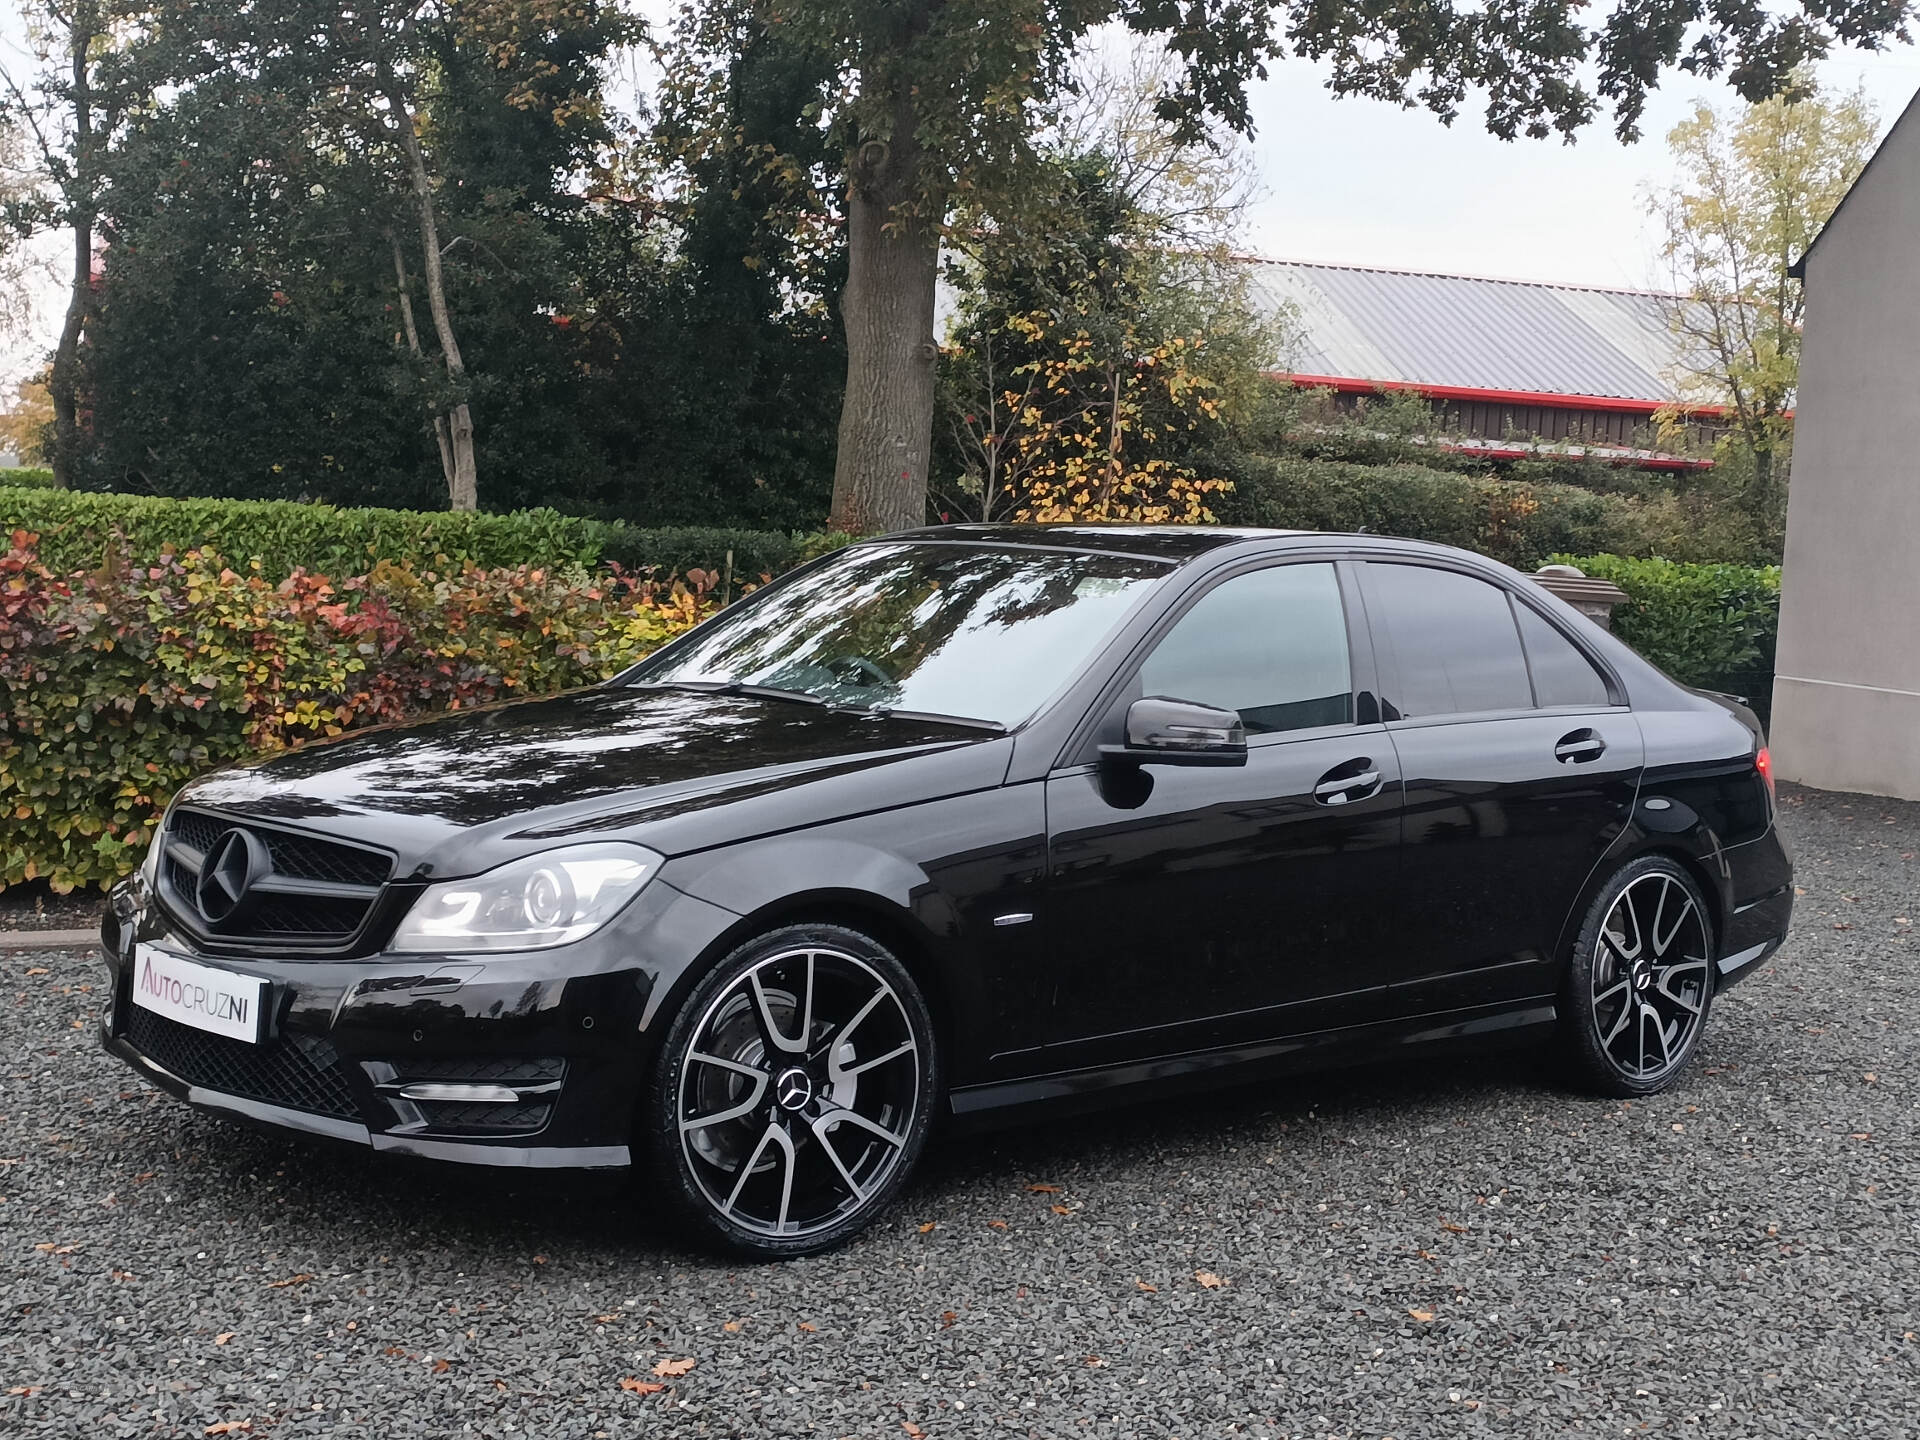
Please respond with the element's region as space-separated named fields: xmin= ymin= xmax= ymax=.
xmin=946 ymin=999 xmax=1558 ymax=1130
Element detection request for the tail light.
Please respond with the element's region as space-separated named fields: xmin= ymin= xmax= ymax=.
xmin=1756 ymin=746 xmax=1774 ymax=799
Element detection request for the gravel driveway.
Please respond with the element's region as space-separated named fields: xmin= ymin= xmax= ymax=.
xmin=3 ymin=783 xmax=1915 ymax=1438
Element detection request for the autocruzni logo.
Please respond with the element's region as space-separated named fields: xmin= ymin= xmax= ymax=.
xmin=138 ymin=955 xmax=252 ymax=1028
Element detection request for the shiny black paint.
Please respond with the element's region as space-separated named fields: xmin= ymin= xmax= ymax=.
xmin=101 ymin=526 xmax=1794 ymax=1167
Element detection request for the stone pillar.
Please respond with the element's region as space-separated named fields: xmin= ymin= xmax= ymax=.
xmin=1530 ymin=563 xmax=1628 ymax=630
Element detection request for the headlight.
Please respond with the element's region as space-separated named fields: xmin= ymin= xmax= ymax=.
xmin=390 ymin=843 xmax=663 ymax=953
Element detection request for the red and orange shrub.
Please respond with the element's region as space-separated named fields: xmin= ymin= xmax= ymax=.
xmin=0 ymin=531 xmax=722 ymax=892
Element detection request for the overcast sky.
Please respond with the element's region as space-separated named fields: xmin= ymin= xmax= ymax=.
xmin=1237 ymin=44 xmax=1920 ymax=289
xmin=1 ymin=21 xmax=1915 ymax=383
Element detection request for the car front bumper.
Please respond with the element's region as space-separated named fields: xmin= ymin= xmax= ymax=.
xmin=98 ymin=873 xmax=743 ymax=1169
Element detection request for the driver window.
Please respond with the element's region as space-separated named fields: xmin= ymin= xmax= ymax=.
xmin=1138 ymin=563 xmax=1354 ymax=735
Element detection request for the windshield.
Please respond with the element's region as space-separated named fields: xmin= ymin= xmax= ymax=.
xmin=623 ymin=541 xmax=1169 ymax=727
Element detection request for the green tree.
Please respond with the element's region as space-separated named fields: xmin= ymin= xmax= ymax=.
xmin=672 ymin=0 xmax=1912 ymax=535
xmin=0 ymin=1 xmax=141 ymax=490
xmin=1649 ymin=78 xmax=1879 ymax=531
xmin=81 ymin=0 xmax=633 ymax=509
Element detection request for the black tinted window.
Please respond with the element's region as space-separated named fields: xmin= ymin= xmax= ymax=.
xmin=1369 ymin=564 xmax=1532 ymax=717
xmin=1139 ymin=564 xmax=1352 ymax=734
xmin=1516 ymin=603 xmax=1611 ymax=707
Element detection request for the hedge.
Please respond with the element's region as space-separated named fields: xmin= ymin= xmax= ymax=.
xmin=0 ymin=466 xmax=55 ymax=489
xmin=1559 ymin=553 xmax=1780 ymax=718
xmin=1211 ymin=456 xmax=1659 ymax=571
xmin=0 ymin=485 xmax=795 ymax=582
xmin=1 ymin=530 xmax=719 ymax=892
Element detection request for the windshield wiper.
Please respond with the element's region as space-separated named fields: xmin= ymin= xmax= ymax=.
xmin=857 ymin=706 xmax=1008 ymax=734
xmin=631 ymin=679 xmax=827 ymax=708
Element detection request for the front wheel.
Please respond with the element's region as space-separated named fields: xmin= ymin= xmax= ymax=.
xmin=645 ymin=924 xmax=939 ymax=1259
xmin=1561 ymin=857 xmax=1716 ymax=1097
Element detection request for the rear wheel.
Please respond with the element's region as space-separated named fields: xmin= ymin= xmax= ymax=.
xmin=646 ymin=924 xmax=939 ymax=1259
xmin=1561 ymin=857 xmax=1715 ymax=1097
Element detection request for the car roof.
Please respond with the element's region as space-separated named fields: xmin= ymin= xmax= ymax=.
xmin=879 ymin=523 xmax=1480 ymax=567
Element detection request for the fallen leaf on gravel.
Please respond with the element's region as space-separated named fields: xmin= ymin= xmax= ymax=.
xmin=214 ymin=1333 xmax=235 ymax=1346
xmin=1439 ymin=1219 xmax=1468 ymax=1235
xmin=1194 ymin=1271 xmax=1225 ymax=1289
xmin=1085 ymin=1355 xmax=1104 ymax=1367
xmin=652 ymin=1357 xmax=696 ymax=1378
xmin=33 ymin=1242 xmax=79 ymax=1254
xmin=1866 ymin=1072 xmax=1879 ymax=1084
xmin=1408 ymin=1308 xmax=1435 ymax=1322
xmin=265 ymin=1273 xmax=312 ymax=1289
xmin=431 ymin=1358 xmax=450 ymax=1375
xmin=903 ymin=1424 xmax=925 ymax=1439
xmin=941 ymin=1310 xmax=957 ymax=1328
xmin=1026 ymin=1183 xmax=1060 ymax=1193
xmin=592 ymin=1313 xmax=621 ymax=1325
xmin=490 ymin=1379 xmax=507 ymax=1392
xmin=204 ymin=1425 xmax=252 ymax=1436
xmin=7 ymin=1386 xmax=39 ymax=1396
xmin=1672 ymin=1123 xmax=1685 ymax=1132
xmin=1136 ymin=1280 xmax=1157 ymax=1293
xmin=1851 ymin=1132 xmax=1873 ymax=1140
xmin=1049 ymin=1204 xmax=1071 ymax=1216
xmin=532 ymin=1255 xmax=548 ymax=1265
xmin=986 ymin=1220 xmax=1007 ymax=1230
xmin=797 ymin=1321 xmax=817 ymax=1332
xmin=917 ymin=1221 xmax=936 ymax=1233
xmin=722 ymin=1319 xmax=742 ymax=1333
xmin=618 ymin=1378 xmax=665 ymax=1395
xmin=25 ymin=968 xmax=47 ymax=976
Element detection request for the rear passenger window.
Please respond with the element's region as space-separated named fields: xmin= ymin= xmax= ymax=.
xmin=1516 ymin=603 xmax=1611 ymax=707
xmin=1367 ymin=563 xmax=1532 ymax=717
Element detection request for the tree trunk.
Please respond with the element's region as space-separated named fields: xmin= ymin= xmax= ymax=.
xmin=829 ymin=88 xmax=940 ymax=535
xmin=389 ymin=232 xmax=456 ymax=490
xmin=48 ymin=5 xmax=99 ymax=491
xmin=383 ymin=77 xmax=478 ymax=511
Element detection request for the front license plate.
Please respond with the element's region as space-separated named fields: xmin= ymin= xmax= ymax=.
xmin=130 ymin=944 xmax=267 ymax=1044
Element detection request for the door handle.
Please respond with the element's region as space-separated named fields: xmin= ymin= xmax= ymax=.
xmin=1554 ymin=730 xmax=1606 ymax=764
xmin=1313 ymin=768 xmax=1382 ymax=805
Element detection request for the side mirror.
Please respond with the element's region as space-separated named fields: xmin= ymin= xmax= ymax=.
xmin=1099 ymin=696 xmax=1248 ymax=768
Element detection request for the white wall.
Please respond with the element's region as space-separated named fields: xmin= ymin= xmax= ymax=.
xmin=1772 ymin=94 xmax=1920 ymax=799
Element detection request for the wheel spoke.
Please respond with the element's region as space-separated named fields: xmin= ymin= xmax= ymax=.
xmin=1602 ymin=998 xmax=1635 ymax=1049
xmin=829 ymin=984 xmax=889 ymax=1054
xmin=1655 ymin=958 xmax=1710 ymax=1014
xmin=808 ymin=1115 xmax=868 ymax=1202
xmin=722 ymin=1122 xmax=781 ymax=1218
xmin=688 ymin=1050 xmax=769 ymax=1082
xmin=833 ymin=1038 xmax=915 ymax=1081
xmin=817 ymin=1106 xmax=906 ymax=1149
xmin=1593 ymin=977 xmax=1631 ymax=1010
xmin=1652 ymin=885 xmax=1694 ymax=960
xmin=1641 ymin=1001 xmax=1671 ymax=1072
xmin=749 ymin=970 xmax=807 ymax=1055
xmin=680 ymin=1066 xmax=768 ymax=1133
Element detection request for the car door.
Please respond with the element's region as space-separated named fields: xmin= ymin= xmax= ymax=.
xmin=1039 ymin=558 xmax=1404 ymax=1067
xmin=1357 ymin=559 xmax=1644 ymax=1015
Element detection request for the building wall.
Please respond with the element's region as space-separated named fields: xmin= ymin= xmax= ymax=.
xmin=1771 ymin=97 xmax=1920 ymax=800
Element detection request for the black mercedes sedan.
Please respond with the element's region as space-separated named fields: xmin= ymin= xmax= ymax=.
xmin=100 ymin=525 xmax=1792 ymax=1257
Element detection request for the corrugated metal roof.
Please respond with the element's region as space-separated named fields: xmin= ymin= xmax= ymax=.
xmin=1248 ymin=260 xmax=1701 ymax=404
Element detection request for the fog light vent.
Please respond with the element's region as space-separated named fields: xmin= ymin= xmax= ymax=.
xmin=397 ymin=1082 xmax=519 ymax=1104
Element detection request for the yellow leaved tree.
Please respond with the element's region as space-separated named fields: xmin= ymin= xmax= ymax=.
xmin=999 ymin=308 xmax=1231 ymax=524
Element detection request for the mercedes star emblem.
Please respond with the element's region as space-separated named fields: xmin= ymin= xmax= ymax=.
xmin=195 ymin=828 xmax=272 ymax=927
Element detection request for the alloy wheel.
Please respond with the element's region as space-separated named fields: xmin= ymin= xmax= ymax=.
xmin=1589 ymin=871 xmax=1712 ymax=1081
xmin=674 ymin=945 xmax=922 ymax=1240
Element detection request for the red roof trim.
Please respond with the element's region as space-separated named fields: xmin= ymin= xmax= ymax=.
xmin=1272 ymin=372 xmax=1730 ymax=419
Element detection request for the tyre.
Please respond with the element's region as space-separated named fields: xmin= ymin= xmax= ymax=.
xmin=1561 ymin=856 xmax=1716 ymax=1097
xmin=645 ymin=923 xmax=940 ymax=1259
